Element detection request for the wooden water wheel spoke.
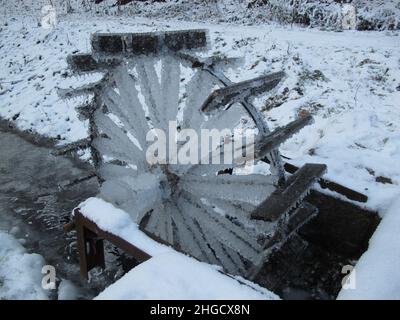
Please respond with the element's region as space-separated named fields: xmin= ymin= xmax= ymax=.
xmin=190 ymin=197 xmax=264 ymax=250
xmin=97 ymin=163 xmax=137 ymax=180
xmin=201 ymin=103 xmax=244 ymax=131
xmin=99 ymin=86 xmax=149 ymax=146
xmin=135 ymin=58 xmax=165 ymax=128
xmin=199 ymin=228 xmax=241 ymax=274
xmin=175 ymin=211 xmax=222 ymax=266
xmin=160 ymin=56 xmax=181 ymax=126
xmin=180 ymin=173 xmax=276 ymax=205
xmin=171 ymin=203 xmax=215 ymax=262
xmin=93 ymin=112 xmax=146 ymax=170
xmin=181 ymin=70 xmax=219 ymax=131
xmin=181 ymin=129 xmax=262 ymax=176
xmin=204 ymin=197 xmax=277 ymax=237
xmin=179 ymin=191 xmax=263 ymax=263
xmin=162 ymin=202 xmax=175 ymax=245
xmin=223 ymin=245 xmax=248 ymax=275
xmin=111 ymin=65 xmax=149 ymax=146
xmin=100 ymin=87 xmax=122 ymax=110
xmin=143 ymin=204 xmax=166 ymax=238
xmin=92 ymin=137 xmax=142 ymax=168
xmin=99 ymin=173 xmax=163 ymax=220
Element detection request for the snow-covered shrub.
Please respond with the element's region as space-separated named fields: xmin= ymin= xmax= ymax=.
xmin=1 ymin=0 xmax=399 ymax=30
xmin=341 ymin=3 xmax=356 ymax=30
xmin=355 ymin=1 xmax=400 ymax=31
xmin=248 ymin=0 xmax=400 ymax=30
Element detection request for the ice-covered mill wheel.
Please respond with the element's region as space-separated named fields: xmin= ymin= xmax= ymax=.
xmin=58 ymin=30 xmax=327 ymax=278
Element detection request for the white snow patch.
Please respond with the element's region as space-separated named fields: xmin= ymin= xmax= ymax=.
xmin=338 ymin=196 xmax=400 ymax=300
xmin=57 ymin=279 xmax=81 ymax=300
xmin=0 ymin=231 xmax=49 ymax=300
xmin=96 ymin=252 xmax=278 ymax=300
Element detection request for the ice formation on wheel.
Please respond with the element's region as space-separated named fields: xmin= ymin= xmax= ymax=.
xmin=58 ymin=29 xmax=326 ymax=278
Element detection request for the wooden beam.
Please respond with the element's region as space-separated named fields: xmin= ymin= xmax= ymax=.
xmin=201 ymin=71 xmax=285 ymax=115
xmin=251 ymin=163 xmax=327 ymax=221
xmin=72 ymin=209 xmax=151 ymax=280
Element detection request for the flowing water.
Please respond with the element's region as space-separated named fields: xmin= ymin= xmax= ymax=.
xmin=0 ymin=123 xmax=116 ymax=299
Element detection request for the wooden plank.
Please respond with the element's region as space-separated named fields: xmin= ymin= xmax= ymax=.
xmin=284 ymin=162 xmax=368 ymax=203
xmin=67 ymin=54 xmax=120 ymax=73
xmin=251 ymin=163 xmax=327 ymax=221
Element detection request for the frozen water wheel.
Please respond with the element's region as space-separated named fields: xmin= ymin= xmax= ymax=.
xmin=58 ymin=30 xmax=326 ymax=278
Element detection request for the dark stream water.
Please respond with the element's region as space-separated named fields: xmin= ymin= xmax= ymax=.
xmin=0 ymin=125 xmax=120 ymax=299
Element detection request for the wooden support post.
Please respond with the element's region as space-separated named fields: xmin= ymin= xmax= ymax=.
xmin=71 ymin=209 xmax=152 ymax=280
xmin=75 ymin=212 xmax=105 ymax=279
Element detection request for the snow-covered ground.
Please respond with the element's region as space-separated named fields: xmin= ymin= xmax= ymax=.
xmin=0 ymin=231 xmax=48 ymax=300
xmin=338 ymin=198 xmax=400 ymax=300
xmin=1 ymin=8 xmax=400 ymax=299
xmin=0 ymin=228 xmax=79 ymax=300
xmin=96 ymin=252 xmax=278 ymax=300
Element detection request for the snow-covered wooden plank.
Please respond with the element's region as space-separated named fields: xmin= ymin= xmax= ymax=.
xmin=201 ymin=71 xmax=285 ymax=115
xmin=251 ymin=163 xmax=327 ymax=221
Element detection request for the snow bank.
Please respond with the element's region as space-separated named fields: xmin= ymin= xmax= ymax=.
xmin=96 ymin=252 xmax=279 ymax=300
xmin=338 ymin=196 xmax=400 ymax=300
xmin=79 ymin=197 xmax=278 ymax=300
xmin=0 ymin=231 xmax=49 ymax=300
